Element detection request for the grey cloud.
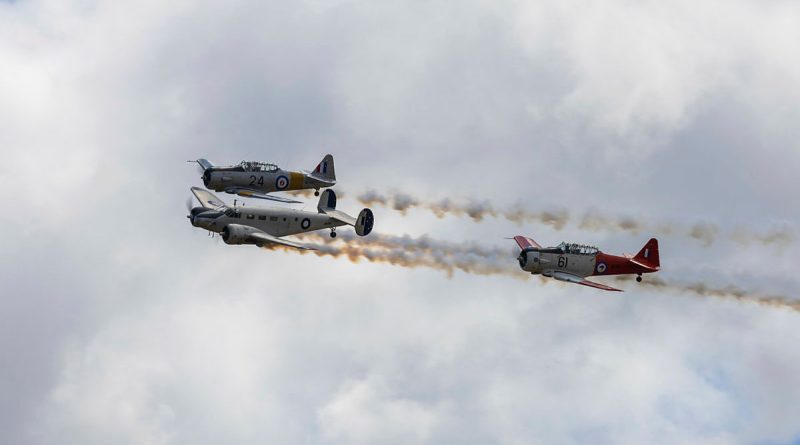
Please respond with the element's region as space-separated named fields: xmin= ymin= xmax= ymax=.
xmin=1 ymin=0 xmax=800 ymax=444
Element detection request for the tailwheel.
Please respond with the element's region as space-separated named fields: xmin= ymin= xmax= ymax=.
xmin=330 ymin=228 xmax=337 ymax=238
xmin=636 ymin=274 xmax=642 ymax=283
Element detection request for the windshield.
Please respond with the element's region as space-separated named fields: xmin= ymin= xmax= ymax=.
xmin=557 ymin=242 xmax=598 ymax=255
xmin=239 ymin=161 xmax=279 ymax=172
xmin=195 ymin=210 xmax=223 ymax=220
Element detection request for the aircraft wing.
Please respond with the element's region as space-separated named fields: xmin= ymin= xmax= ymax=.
xmin=248 ymin=231 xmax=316 ymax=250
xmin=550 ymin=271 xmax=623 ymax=292
xmin=191 ymin=187 xmax=228 ymax=209
xmin=513 ymin=235 xmax=542 ymax=249
xmin=224 ymin=187 xmax=302 ymax=204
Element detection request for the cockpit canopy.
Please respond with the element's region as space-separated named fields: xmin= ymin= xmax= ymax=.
xmin=556 ymin=242 xmax=598 ymax=255
xmin=238 ymin=161 xmax=279 ymax=172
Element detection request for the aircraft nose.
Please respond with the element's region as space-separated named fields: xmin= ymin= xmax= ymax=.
xmin=188 ymin=207 xmax=207 ymax=226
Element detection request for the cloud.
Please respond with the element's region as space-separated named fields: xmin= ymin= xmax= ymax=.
xmin=1 ymin=0 xmax=800 ymax=444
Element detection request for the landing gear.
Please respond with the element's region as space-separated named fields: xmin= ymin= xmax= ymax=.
xmin=636 ymin=274 xmax=642 ymax=283
xmin=330 ymin=228 xmax=337 ymax=238
xmin=314 ymin=189 xmax=320 ymax=196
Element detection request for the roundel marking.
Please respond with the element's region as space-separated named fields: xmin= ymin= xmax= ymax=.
xmin=275 ymin=175 xmax=289 ymax=190
xmin=208 ymin=199 xmax=224 ymax=207
xmin=596 ymin=262 xmax=607 ymax=274
xmin=301 ymin=218 xmax=311 ymax=229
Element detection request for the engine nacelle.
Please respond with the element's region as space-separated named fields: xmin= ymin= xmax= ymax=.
xmin=204 ymin=172 xmax=232 ymax=191
xmin=518 ymin=248 xmax=542 ymax=272
xmin=355 ymin=208 xmax=374 ymax=236
xmin=221 ymin=224 xmax=260 ymax=245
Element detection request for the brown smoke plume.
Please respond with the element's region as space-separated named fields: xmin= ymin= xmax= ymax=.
xmin=271 ymin=231 xmax=527 ymax=279
xmin=613 ymin=275 xmax=800 ymax=313
xmin=731 ymin=224 xmax=794 ymax=247
xmin=354 ymin=190 xmax=794 ymax=248
xmin=284 ymin=189 xmax=315 ymax=199
xmin=261 ymin=231 xmax=799 ymax=313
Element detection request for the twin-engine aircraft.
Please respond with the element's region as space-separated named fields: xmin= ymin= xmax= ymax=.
xmin=513 ymin=236 xmax=660 ymax=291
xmin=188 ymin=187 xmax=373 ymax=250
xmin=190 ymin=154 xmax=336 ymax=204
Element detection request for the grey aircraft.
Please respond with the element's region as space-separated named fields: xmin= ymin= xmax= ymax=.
xmin=190 ymin=154 xmax=336 ymax=204
xmin=188 ymin=187 xmax=373 ymax=250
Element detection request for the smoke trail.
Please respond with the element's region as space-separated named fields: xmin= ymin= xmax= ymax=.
xmin=284 ymin=189 xmax=316 ymax=198
xmin=261 ymin=230 xmax=800 ymax=313
xmin=687 ymin=222 xmax=719 ymax=247
xmin=354 ymin=190 xmax=795 ymax=248
xmin=275 ymin=231 xmax=527 ymax=279
xmin=731 ymin=224 xmax=794 ymax=247
xmin=613 ymin=275 xmax=800 ymax=313
xmin=272 ymin=189 xmax=793 ymax=248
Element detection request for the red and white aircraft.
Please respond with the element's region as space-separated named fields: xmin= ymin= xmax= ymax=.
xmin=513 ymin=236 xmax=660 ymax=291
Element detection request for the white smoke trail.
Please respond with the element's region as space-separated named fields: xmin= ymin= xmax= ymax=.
xmin=277 ymin=232 xmax=527 ymax=279
xmin=613 ymin=275 xmax=800 ymax=313
xmin=353 ymin=190 xmax=794 ymax=248
xmin=263 ymin=231 xmax=800 ymax=313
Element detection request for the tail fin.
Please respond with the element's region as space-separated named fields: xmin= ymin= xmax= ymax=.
xmin=312 ymin=154 xmax=336 ymax=181
xmin=197 ymin=159 xmax=215 ymax=170
xmin=634 ymin=238 xmax=660 ymax=269
xmin=355 ymin=208 xmax=374 ymax=236
xmin=190 ymin=186 xmax=227 ymax=209
xmin=317 ymin=189 xmax=337 ymax=212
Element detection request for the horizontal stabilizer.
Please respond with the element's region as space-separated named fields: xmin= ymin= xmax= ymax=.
xmin=323 ymin=209 xmax=356 ymax=226
xmin=629 ymin=258 xmax=659 ymax=271
xmin=306 ymin=173 xmax=337 ymax=185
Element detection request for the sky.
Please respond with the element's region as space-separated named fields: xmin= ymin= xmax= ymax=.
xmin=1 ymin=0 xmax=800 ymax=444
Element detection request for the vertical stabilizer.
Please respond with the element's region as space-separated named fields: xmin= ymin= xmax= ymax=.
xmin=317 ymin=189 xmax=337 ymax=212
xmin=312 ymin=154 xmax=336 ymax=181
xmin=634 ymin=238 xmax=660 ymax=269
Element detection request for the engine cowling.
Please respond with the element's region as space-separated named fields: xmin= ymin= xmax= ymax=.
xmin=221 ymin=224 xmax=260 ymax=245
xmin=518 ymin=248 xmax=541 ymax=272
xmin=204 ymin=172 xmax=231 ymax=191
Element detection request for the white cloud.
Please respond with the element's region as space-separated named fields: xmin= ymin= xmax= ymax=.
xmin=1 ymin=1 xmax=799 ymax=444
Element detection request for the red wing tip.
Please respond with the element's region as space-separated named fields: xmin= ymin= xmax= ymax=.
xmin=513 ymin=235 xmax=541 ymax=249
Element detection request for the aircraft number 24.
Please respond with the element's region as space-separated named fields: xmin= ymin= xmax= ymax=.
xmin=558 ymin=256 xmax=568 ymax=268
xmin=249 ymin=175 xmax=265 ymax=186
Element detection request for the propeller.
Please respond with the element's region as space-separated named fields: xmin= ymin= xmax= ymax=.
xmin=186 ymin=160 xmax=207 ymax=178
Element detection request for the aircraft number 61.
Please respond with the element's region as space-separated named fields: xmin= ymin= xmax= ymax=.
xmin=558 ymin=256 xmax=568 ymax=268
xmin=249 ymin=175 xmax=265 ymax=186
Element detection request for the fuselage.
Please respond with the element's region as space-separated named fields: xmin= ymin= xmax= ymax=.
xmin=204 ymin=167 xmax=333 ymax=194
xmin=518 ymin=247 xmax=657 ymax=278
xmin=190 ymin=205 xmax=345 ymax=237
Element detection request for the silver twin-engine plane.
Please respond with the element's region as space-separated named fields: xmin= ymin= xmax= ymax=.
xmin=190 ymin=154 xmax=336 ymax=204
xmin=188 ymin=186 xmax=373 ymax=250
